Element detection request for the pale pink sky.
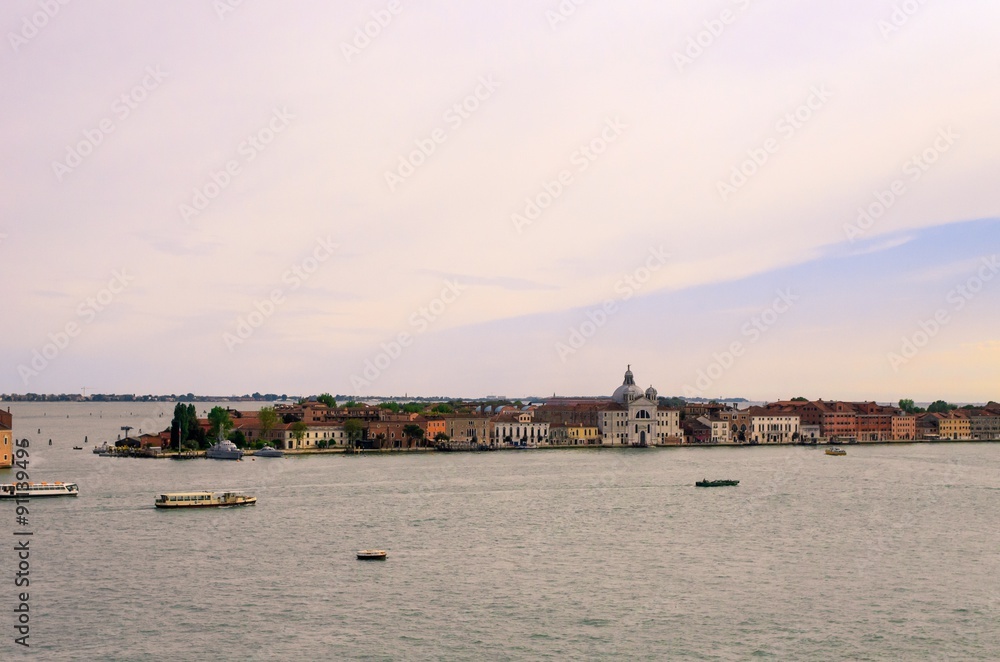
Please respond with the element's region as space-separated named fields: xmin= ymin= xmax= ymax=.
xmin=2 ymin=1 xmax=999 ymax=401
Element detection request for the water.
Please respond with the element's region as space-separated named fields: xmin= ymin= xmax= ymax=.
xmin=1 ymin=402 xmax=998 ymax=660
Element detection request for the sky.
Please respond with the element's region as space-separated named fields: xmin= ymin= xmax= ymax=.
xmin=1 ymin=1 xmax=998 ymax=402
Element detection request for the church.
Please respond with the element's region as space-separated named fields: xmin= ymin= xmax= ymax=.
xmin=598 ymin=366 xmax=682 ymax=446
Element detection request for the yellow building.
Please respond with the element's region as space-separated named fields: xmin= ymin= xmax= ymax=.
xmin=938 ymin=415 xmax=971 ymax=440
xmin=567 ymin=425 xmax=600 ymax=445
xmin=0 ymin=408 xmax=12 ymax=468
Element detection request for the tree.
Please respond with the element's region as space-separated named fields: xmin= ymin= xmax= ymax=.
xmin=402 ymin=424 xmax=425 ymax=448
xmin=791 ymin=396 xmax=808 ymax=402
xmin=402 ymin=403 xmax=423 ymax=413
xmin=344 ymin=419 xmax=364 ymax=449
xmin=208 ymin=407 xmax=234 ymax=441
xmin=434 ymin=432 xmax=450 ymax=442
xmin=228 ymin=430 xmax=247 ymax=448
xmin=927 ymin=400 xmax=954 ymax=413
xmin=379 ymin=402 xmax=401 ymax=412
xmin=316 ymin=393 xmax=336 ymax=408
xmin=431 ymin=403 xmax=453 ymax=414
xmin=257 ymin=406 xmax=279 ymax=446
xmin=344 ymin=400 xmax=361 ymax=409
xmin=290 ymin=421 xmax=308 ymax=448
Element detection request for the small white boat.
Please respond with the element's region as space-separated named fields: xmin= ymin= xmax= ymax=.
xmin=253 ymin=446 xmax=284 ymax=458
xmin=154 ymin=491 xmax=256 ymax=508
xmin=0 ymin=482 xmax=80 ymax=498
xmin=357 ymin=549 xmax=387 ymax=560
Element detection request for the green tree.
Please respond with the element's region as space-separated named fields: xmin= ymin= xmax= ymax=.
xmin=791 ymin=396 xmax=808 ymax=402
xmin=290 ymin=421 xmax=308 ymax=448
xmin=434 ymin=432 xmax=450 ymax=442
xmin=257 ymin=406 xmax=279 ymax=446
xmin=403 ymin=402 xmax=423 ymax=413
xmin=208 ymin=406 xmax=234 ymax=441
xmin=344 ymin=419 xmax=364 ymax=449
xmin=316 ymin=393 xmax=337 ymax=408
xmin=431 ymin=403 xmax=453 ymax=414
xmin=927 ymin=400 xmax=954 ymax=413
xmin=228 ymin=430 xmax=247 ymax=448
xmin=899 ymin=398 xmax=916 ymax=413
xmin=379 ymin=402 xmax=401 ymax=412
xmin=344 ymin=400 xmax=361 ymax=409
xmin=402 ymin=424 xmax=425 ymax=447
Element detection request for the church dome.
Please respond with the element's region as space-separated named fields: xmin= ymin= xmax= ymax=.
xmin=645 ymin=386 xmax=658 ymax=401
xmin=612 ymin=366 xmax=645 ymax=404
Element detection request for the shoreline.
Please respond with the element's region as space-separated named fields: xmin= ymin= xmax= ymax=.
xmin=114 ymin=438 xmax=1000 ymax=459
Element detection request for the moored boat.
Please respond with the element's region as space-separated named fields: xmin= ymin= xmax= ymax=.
xmin=154 ymin=491 xmax=256 ymax=508
xmin=206 ymin=439 xmax=243 ymax=460
xmin=253 ymin=446 xmax=284 ymax=458
xmin=695 ymin=479 xmax=739 ymax=487
xmin=357 ymin=549 xmax=387 ymax=560
xmin=826 ymin=447 xmax=847 ymax=456
xmin=0 ymin=482 xmax=80 ymax=498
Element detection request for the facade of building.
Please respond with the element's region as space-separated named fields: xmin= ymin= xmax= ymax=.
xmin=970 ymin=413 xmax=1000 ymax=440
xmin=0 ymin=408 xmax=12 ymax=468
xmin=490 ymin=411 xmax=549 ymax=446
xmin=891 ymin=415 xmax=917 ymax=441
xmin=748 ymin=408 xmax=801 ymax=444
xmin=937 ymin=415 xmax=971 ymax=440
xmin=445 ymin=416 xmax=490 ymax=443
xmin=597 ymin=367 xmax=682 ymax=445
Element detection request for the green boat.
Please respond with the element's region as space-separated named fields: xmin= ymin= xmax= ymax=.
xmin=695 ymin=479 xmax=739 ymax=487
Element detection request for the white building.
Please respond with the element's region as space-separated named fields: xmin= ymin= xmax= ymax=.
xmin=598 ymin=366 xmax=682 ymax=446
xmin=750 ymin=412 xmax=801 ymax=444
xmin=490 ymin=411 xmax=550 ymax=446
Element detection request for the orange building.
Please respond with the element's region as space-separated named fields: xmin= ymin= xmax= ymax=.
xmin=0 ymin=408 xmax=12 ymax=468
xmin=891 ymin=415 xmax=917 ymax=440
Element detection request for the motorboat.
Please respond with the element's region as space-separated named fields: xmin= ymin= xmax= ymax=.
xmin=826 ymin=447 xmax=847 ymax=456
xmin=357 ymin=549 xmax=387 ymax=560
xmin=253 ymin=446 xmax=284 ymax=458
xmin=695 ymin=479 xmax=739 ymax=487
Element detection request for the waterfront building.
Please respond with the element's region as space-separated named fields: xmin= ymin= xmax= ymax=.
xmin=891 ymin=414 xmax=917 ymax=441
xmin=747 ymin=408 xmax=801 ymax=443
xmin=445 ymin=416 xmax=490 ymax=444
xmin=566 ymin=425 xmax=600 ymax=445
xmin=489 ymin=411 xmax=549 ymax=446
xmin=701 ymin=416 xmax=732 ymax=444
xmin=683 ymin=417 xmax=712 ymax=444
xmin=937 ymin=413 xmax=972 ymax=440
xmin=597 ymin=367 xmax=682 ymax=445
xmin=969 ymin=412 xmax=1000 ymax=440
xmin=0 ymin=408 xmax=12 ymax=468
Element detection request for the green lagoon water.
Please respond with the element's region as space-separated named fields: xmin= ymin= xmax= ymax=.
xmin=1 ymin=402 xmax=998 ymax=660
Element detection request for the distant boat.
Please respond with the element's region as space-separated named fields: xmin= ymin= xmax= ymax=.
xmin=826 ymin=447 xmax=847 ymax=456
xmin=695 ymin=479 xmax=739 ymax=487
xmin=154 ymin=491 xmax=256 ymax=508
xmin=206 ymin=439 xmax=243 ymax=460
xmin=72 ymin=446 xmax=83 ymax=450
xmin=0 ymin=482 xmax=79 ymax=498
xmin=253 ymin=446 xmax=284 ymax=458
xmin=357 ymin=549 xmax=387 ymax=560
